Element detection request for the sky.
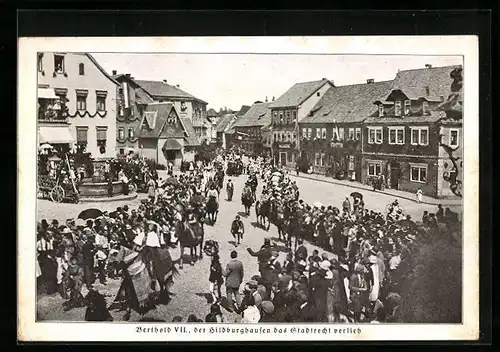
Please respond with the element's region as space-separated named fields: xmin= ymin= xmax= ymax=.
xmin=91 ymin=53 xmax=462 ymax=112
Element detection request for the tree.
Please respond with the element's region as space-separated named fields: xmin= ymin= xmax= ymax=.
xmin=437 ymin=66 xmax=463 ymax=197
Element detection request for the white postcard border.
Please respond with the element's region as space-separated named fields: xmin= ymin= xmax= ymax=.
xmin=18 ymin=36 xmax=479 ymax=341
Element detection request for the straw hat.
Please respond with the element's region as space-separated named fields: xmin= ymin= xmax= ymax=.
xmin=319 ymin=260 xmax=331 ymax=271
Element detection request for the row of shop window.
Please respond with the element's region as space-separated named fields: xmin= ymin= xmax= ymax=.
xmin=299 ymin=126 xmax=459 ymax=148
xmin=367 ymin=161 xmax=428 ymax=183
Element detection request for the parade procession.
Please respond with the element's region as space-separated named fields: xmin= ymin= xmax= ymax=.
xmin=34 ymin=51 xmax=463 ymax=325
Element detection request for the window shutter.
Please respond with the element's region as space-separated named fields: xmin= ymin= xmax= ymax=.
xmin=96 ymin=127 xmax=107 ymax=141
xmin=76 ymin=128 xmax=88 ymax=142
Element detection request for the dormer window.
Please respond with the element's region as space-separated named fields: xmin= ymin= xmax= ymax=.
xmin=422 ymin=101 xmax=429 ymax=115
xmin=395 ymin=101 xmax=402 ymax=116
xmin=378 ymin=105 xmax=384 ymax=117
xmin=404 ymin=100 xmax=411 ymax=115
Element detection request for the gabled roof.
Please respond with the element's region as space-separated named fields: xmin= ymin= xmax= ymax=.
xmin=269 ymin=80 xmax=334 ymax=108
xmin=135 ymin=80 xmax=207 ymax=104
xmin=83 ymin=53 xmax=120 ymax=86
xmin=386 ymin=65 xmax=462 ymax=102
xmin=113 ymin=74 xmax=155 ymax=105
xmin=300 ymin=81 xmax=393 ymax=124
xmin=215 ymin=114 xmax=237 ymax=132
xmin=207 ymin=108 xmax=219 ymax=117
xmin=138 ymin=103 xmax=175 ymax=138
xmin=232 ymin=102 xmax=272 ymax=128
xmin=236 ymin=105 xmax=251 ymax=116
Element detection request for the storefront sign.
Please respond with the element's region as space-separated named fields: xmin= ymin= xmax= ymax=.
xmin=277 ymin=143 xmax=291 ymax=149
xmin=330 ymin=142 xmax=344 ymax=148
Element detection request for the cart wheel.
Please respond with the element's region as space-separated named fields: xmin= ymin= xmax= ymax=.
xmin=50 ymin=185 xmax=65 ymax=203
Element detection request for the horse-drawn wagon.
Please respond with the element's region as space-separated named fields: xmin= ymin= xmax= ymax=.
xmin=37 ymin=174 xmax=79 ymax=203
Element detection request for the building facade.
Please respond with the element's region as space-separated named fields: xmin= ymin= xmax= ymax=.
xmin=269 ymin=79 xmax=335 ymax=167
xmin=361 ymin=65 xmax=463 ymax=198
xmin=112 ymin=73 xmax=155 ymax=156
xmin=37 ymin=52 xmax=119 ymax=159
xmin=137 ymin=103 xmax=199 ymax=166
xmin=133 ymin=79 xmax=208 ymax=123
xmin=230 ymin=102 xmax=272 ymax=156
xmin=299 ymin=80 xmax=392 ymax=181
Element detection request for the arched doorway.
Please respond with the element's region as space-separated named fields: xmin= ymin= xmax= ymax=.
xmin=386 ymin=160 xmax=401 ymax=190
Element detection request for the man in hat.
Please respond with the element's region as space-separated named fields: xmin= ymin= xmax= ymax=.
xmin=259 ymin=301 xmax=275 ymax=322
xmin=294 ymin=238 xmax=308 ymax=263
xmin=349 ymin=263 xmax=369 ymax=322
xmin=222 ymin=250 xmax=244 ymax=312
xmin=81 ymin=230 xmax=96 ymax=289
xmin=247 ymin=238 xmax=274 ymax=278
xmin=231 ymin=215 xmax=245 ymax=246
xmin=226 ymin=179 xmax=234 ymax=201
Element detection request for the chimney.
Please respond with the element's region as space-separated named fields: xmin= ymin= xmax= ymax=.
xmin=366 ymin=78 xmax=374 ymax=84
xmin=176 ymin=84 xmax=180 ymax=88
xmin=425 ymin=64 xmax=432 ymax=69
xmin=265 ymin=96 xmax=268 ymax=103
xmin=272 ymin=96 xmax=275 ymax=101
xmin=112 ymin=70 xmax=117 ymax=75
xmin=125 ymin=73 xmax=131 ymax=77
xmin=163 ymin=79 xmax=167 ymax=84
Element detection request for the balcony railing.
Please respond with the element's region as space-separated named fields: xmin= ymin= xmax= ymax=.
xmin=38 ymin=107 xmax=69 ymax=124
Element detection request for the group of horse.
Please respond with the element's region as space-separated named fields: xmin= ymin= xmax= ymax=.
xmin=175 ymin=165 xmax=225 ymax=269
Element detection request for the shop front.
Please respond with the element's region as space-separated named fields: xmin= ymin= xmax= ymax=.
xmin=273 ymin=141 xmax=298 ymax=168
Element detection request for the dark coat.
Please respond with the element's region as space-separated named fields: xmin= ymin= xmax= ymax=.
xmin=223 ymin=259 xmax=244 ymax=289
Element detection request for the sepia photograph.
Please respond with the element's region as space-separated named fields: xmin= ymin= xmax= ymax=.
xmin=18 ymin=36 xmax=479 ymax=341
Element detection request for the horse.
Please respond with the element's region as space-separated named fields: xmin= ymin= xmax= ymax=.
xmin=241 ymin=186 xmax=254 ymax=216
xmin=205 ymin=192 xmax=219 ymax=225
xmin=176 ymin=219 xmax=204 ymax=269
xmin=255 ymin=199 xmax=271 ymax=231
xmin=271 ymin=201 xmax=286 ymax=242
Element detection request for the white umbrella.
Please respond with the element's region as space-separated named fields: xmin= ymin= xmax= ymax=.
xmin=313 ymin=201 xmax=323 ymax=208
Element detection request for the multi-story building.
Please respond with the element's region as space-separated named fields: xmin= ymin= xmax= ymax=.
xmin=112 ymin=73 xmax=155 ymax=156
xmin=362 ymin=65 xmax=462 ymax=198
xmin=230 ymin=102 xmax=272 ymax=156
xmin=299 ymin=79 xmax=392 ymax=180
xmin=134 ymin=79 xmax=208 ymax=123
xmin=37 ymin=52 xmax=119 ymax=159
xmin=269 ymin=79 xmax=335 ymax=167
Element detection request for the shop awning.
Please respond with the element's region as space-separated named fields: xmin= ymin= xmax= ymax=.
xmin=38 ymin=88 xmax=58 ymax=99
xmin=38 ymin=126 xmax=74 ymax=144
xmin=162 ymin=139 xmax=183 ymax=151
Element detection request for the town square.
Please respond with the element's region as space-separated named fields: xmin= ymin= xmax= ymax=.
xmin=34 ymin=51 xmax=463 ymax=324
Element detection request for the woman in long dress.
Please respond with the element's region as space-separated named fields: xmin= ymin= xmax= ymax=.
xmin=147 ymin=178 xmax=156 ymax=202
